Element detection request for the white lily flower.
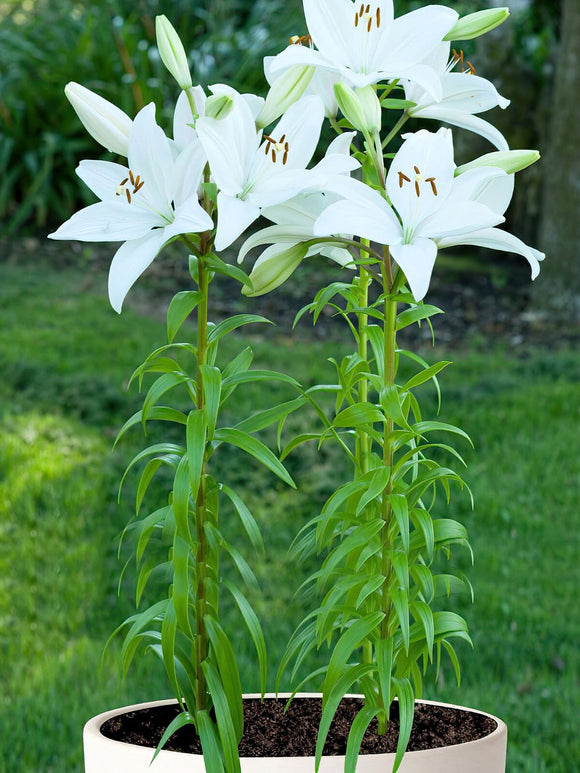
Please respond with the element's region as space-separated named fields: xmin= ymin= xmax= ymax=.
xmin=269 ymin=0 xmax=458 ymax=98
xmin=314 ymin=128 xmax=503 ymax=300
xmin=404 ymin=42 xmax=510 ymax=150
xmin=49 ymin=104 xmax=213 ymax=312
xmin=238 ymin=133 xmax=360 ymax=296
xmin=65 ymin=82 xmax=132 ymax=156
xmin=196 ymin=94 xmax=325 ymax=251
xmin=437 ymin=165 xmax=545 ymax=278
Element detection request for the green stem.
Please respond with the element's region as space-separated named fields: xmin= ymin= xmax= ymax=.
xmin=382 ymin=111 xmax=410 ymax=150
xmin=194 ymin=253 xmax=210 ymax=711
xmin=355 ymin=257 xmax=371 ymax=478
xmin=378 ymin=247 xmax=398 ymax=735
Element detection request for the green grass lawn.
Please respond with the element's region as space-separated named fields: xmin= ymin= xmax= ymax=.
xmin=0 ymin=256 xmax=577 ymax=771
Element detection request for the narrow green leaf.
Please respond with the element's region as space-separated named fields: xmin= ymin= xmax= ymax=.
xmin=172 ymin=454 xmax=192 ymax=541
xmin=200 ymin=365 xmax=221 ymax=438
xmin=235 ymin=396 xmax=306 ymax=436
xmin=392 ymin=678 xmax=415 ymax=772
xmin=142 ymin=372 xmax=193 ymax=424
xmin=214 ymin=427 xmax=295 ymax=487
xmin=196 ymin=710 xmax=225 ymax=773
xmin=396 ymin=304 xmax=443 ymax=331
xmin=172 ymin=534 xmax=194 ymax=639
xmin=205 ymin=616 xmax=244 ymax=739
xmin=403 ymin=361 xmax=451 ymax=392
xmin=201 ymin=659 xmax=241 ymax=773
xmin=323 ymin=612 xmax=384 ymax=698
xmin=224 ymin=579 xmax=267 ymax=695
xmin=316 ymin=663 xmax=376 ymax=770
xmin=356 ymin=467 xmax=391 ymax=515
xmin=167 ymin=290 xmax=201 ymax=343
xmin=220 ymin=483 xmax=263 ymax=551
xmin=186 ymin=409 xmax=207 ymax=501
xmin=207 ymin=314 xmax=272 ymax=345
xmin=152 ymin=709 xmax=195 ymax=762
xmin=334 ymin=402 xmax=385 ymax=427
xmin=345 ymin=705 xmax=381 ymax=773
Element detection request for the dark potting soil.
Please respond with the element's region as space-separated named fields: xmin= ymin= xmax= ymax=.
xmin=100 ymin=697 xmax=497 ymax=757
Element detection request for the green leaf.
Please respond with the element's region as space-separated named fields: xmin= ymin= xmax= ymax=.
xmin=396 ymin=304 xmax=443 ymax=331
xmin=200 ymin=365 xmax=222 ymax=438
xmin=316 ymin=663 xmax=376 ymax=770
xmin=196 ymin=710 xmax=225 ymax=773
xmin=152 ymin=708 xmax=195 ymax=762
xmin=382 ymin=98 xmax=417 ymax=110
xmin=222 ymin=369 xmax=300 ymax=389
xmin=392 ymin=678 xmax=415 ymax=772
xmin=224 ymin=579 xmax=267 ymax=695
xmin=388 ymin=494 xmax=409 ymax=552
xmin=186 ymin=409 xmax=207 ymax=501
xmin=334 ymin=402 xmax=385 ymax=427
xmin=414 ymin=420 xmax=472 ymax=445
xmin=235 ymin=396 xmax=307 ymax=436
xmin=160 ymin=599 xmax=180 ymax=701
xmin=220 ymin=483 xmax=263 ymax=551
xmin=403 ymin=361 xmax=451 ymax=392
xmin=356 ymin=467 xmax=391 ymax=515
xmin=207 ymin=314 xmax=272 ymax=345
xmin=201 ymin=659 xmax=242 ymax=772
xmin=323 ymin=612 xmax=384 ymax=697
xmin=376 ymin=638 xmax=394 ymax=710
xmin=366 ymin=324 xmax=385 ymax=376
xmin=221 ymin=346 xmax=254 ymax=380
xmin=205 ymin=616 xmax=244 ymax=739
xmin=172 ymin=454 xmax=192 ymax=541
xmin=380 ymin=385 xmax=411 ymax=430
xmin=167 ymin=290 xmax=201 ymax=343
xmin=345 ymin=705 xmax=381 ymax=773
xmin=214 ymin=427 xmax=295 ymax=487
xmin=391 ymin=588 xmax=410 ymax=652
xmin=142 ymin=372 xmax=194 ymax=425
xmin=172 ymin=534 xmax=194 ymax=639
xmin=205 ymin=252 xmax=252 ymax=287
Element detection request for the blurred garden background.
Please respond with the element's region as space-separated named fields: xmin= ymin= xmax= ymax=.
xmin=0 ymin=0 xmax=578 ymax=770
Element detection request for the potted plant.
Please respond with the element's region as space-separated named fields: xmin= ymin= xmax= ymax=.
xmin=49 ymin=2 xmax=544 ymax=771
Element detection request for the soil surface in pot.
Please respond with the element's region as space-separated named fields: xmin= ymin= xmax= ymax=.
xmin=100 ymin=697 xmax=497 ymax=756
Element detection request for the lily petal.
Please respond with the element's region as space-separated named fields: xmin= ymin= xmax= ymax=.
xmin=413 ymin=105 xmax=509 ymax=150
xmin=108 ymin=230 xmax=168 ymax=313
xmin=390 ymin=237 xmax=438 ymax=301
xmin=76 ymin=160 xmax=129 ymax=202
xmin=48 ymin=202 xmax=154 ymax=242
xmin=417 ymin=200 xmax=503 ymax=240
xmin=314 ymin=197 xmax=400 ymax=245
xmin=214 ymin=192 xmax=260 ymax=251
xmin=437 ymin=227 xmax=545 ymax=279
xmin=451 ymin=166 xmax=514 ymax=215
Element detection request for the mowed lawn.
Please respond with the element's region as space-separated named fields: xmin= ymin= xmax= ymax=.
xmin=0 ymin=255 xmax=577 ymax=771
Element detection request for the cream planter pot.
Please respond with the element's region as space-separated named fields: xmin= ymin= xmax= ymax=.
xmin=84 ymin=694 xmax=507 ymax=772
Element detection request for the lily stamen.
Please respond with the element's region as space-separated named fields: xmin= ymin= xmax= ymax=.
xmin=399 ymin=166 xmax=438 ymax=198
xmin=451 ymin=48 xmax=476 ymax=75
xmin=354 ymin=2 xmax=378 ymax=32
xmin=116 ymin=170 xmax=145 ymax=202
xmin=263 ymin=134 xmax=290 ymax=165
xmin=289 ymin=34 xmax=312 ymax=46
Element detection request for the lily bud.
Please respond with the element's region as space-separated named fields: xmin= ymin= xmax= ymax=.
xmin=205 ymin=93 xmax=234 ymax=120
xmin=456 ymin=149 xmax=540 ymax=176
xmin=256 ymin=65 xmax=315 ymax=129
xmin=444 ymin=8 xmax=510 ymax=41
xmin=65 ymin=82 xmax=131 ymax=156
xmin=155 ymin=15 xmax=192 ymax=90
xmin=334 ymin=83 xmax=381 ymax=134
xmin=244 ymin=243 xmax=309 ymax=297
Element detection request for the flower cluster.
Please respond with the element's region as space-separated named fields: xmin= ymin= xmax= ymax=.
xmin=50 ymin=3 xmax=545 ymax=772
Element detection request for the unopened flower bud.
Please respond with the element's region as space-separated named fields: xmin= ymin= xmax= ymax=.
xmin=444 ymin=8 xmax=510 ymax=42
xmin=205 ymin=93 xmax=234 ymax=120
xmin=334 ymin=83 xmax=381 ymax=134
xmin=244 ymin=243 xmax=309 ymax=297
xmin=456 ymin=149 xmax=540 ymax=176
xmin=256 ymin=65 xmax=315 ymax=129
xmin=65 ymin=82 xmax=131 ymax=156
xmin=155 ymin=15 xmax=192 ymax=90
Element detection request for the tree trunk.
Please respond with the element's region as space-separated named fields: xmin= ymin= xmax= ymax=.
xmin=533 ymin=0 xmax=580 ymax=320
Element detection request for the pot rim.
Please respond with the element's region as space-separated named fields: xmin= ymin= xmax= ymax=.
xmin=85 ymin=692 xmax=507 ymax=759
